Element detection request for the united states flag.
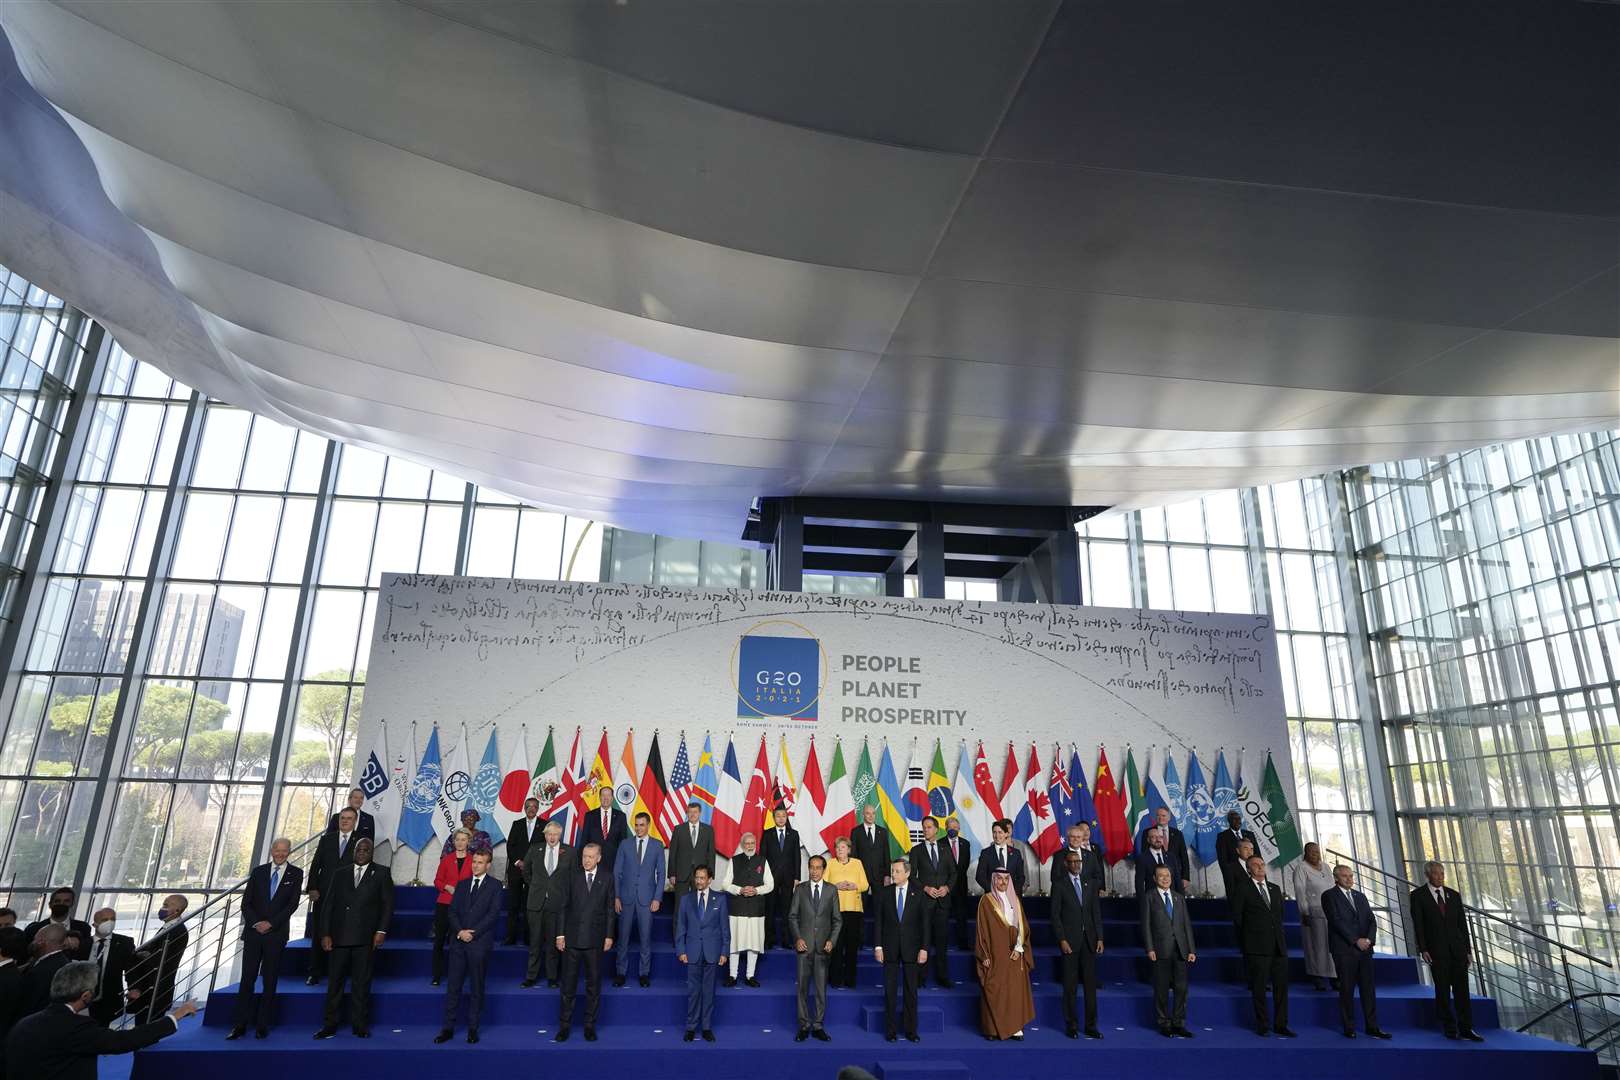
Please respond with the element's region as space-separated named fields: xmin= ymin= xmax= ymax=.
xmin=659 ymin=734 xmax=694 ymax=840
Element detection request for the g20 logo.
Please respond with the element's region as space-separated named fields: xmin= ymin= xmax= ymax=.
xmin=733 ymin=622 xmax=826 ymax=721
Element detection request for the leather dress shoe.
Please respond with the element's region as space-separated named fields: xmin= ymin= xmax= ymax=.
xmin=745 ymin=976 xmax=760 ymax=988
xmin=1460 ymin=1030 xmax=1485 ymax=1042
xmin=811 ymin=1029 xmax=830 ymax=1042
xmin=584 ymin=1027 xmax=598 ymax=1041
xmin=433 ymin=1029 xmax=453 ymax=1044
xmin=313 ymin=1028 xmax=337 ymax=1040
xmin=612 ymin=975 xmax=626 ymax=987
xmin=304 ymin=976 xmax=319 ymax=986
xmin=702 ymin=1030 xmax=715 ymax=1042
xmin=1175 ymin=1027 xmax=1195 ymax=1038
xmin=553 ymin=1028 xmax=570 ymax=1042
xmin=255 ymin=1027 xmax=268 ymax=1040
xmin=885 ymin=1033 xmax=897 ymax=1042
xmin=1343 ymin=1029 xmax=1358 ymax=1039
xmin=352 ymin=1028 xmax=370 ymax=1038
xmin=1065 ymin=1027 xmax=1079 ymax=1039
xmin=226 ymin=1026 xmax=246 ymax=1041
xmin=1275 ymin=1027 xmax=1298 ymax=1038
xmin=520 ymin=979 xmax=536 ymax=988
xmin=906 ymin=1033 xmax=920 ymax=1042
xmin=1367 ymin=1028 xmax=1393 ymax=1040
xmin=467 ymin=1031 xmax=479 ymax=1044
xmin=684 ymin=1030 xmax=695 ymax=1042
xmin=639 ymin=975 xmax=650 ymax=988
xmin=795 ymin=1028 xmax=809 ymax=1042
xmin=1084 ymin=1028 xmax=1103 ymax=1040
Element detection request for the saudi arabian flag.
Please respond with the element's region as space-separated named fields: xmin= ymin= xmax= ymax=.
xmin=853 ymin=739 xmax=878 ymax=812
xmin=1259 ymin=752 xmax=1303 ymax=866
xmin=1124 ymin=747 xmax=1149 ymax=837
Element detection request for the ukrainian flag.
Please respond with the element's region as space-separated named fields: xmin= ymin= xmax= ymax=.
xmin=875 ymin=741 xmax=912 ymax=859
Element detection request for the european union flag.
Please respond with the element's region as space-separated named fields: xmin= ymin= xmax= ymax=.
xmin=1069 ymin=749 xmax=1103 ymax=857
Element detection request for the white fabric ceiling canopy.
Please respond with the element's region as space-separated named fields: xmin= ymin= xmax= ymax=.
xmin=0 ymin=0 xmax=1615 ymax=541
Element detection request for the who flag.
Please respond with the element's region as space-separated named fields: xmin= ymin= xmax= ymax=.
xmin=1212 ymin=750 xmax=1239 ymax=825
xmin=1184 ymin=751 xmax=1220 ymax=866
xmin=397 ymin=726 xmax=443 ymax=852
xmin=469 ymin=726 xmax=502 ymax=822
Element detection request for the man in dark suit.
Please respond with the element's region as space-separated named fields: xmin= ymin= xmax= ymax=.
xmin=522 ymin=820 xmax=573 ymax=988
xmin=1232 ymin=855 xmax=1293 ymax=1037
xmin=305 ymin=807 xmax=359 ymax=983
xmin=4 ymin=960 xmax=197 ymax=1080
xmin=228 ymin=837 xmax=302 ymax=1039
xmin=555 ymin=841 xmax=615 ymax=1042
xmin=579 ymin=789 xmax=629 ymax=870
xmin=1136 ymin=808 xmax=1191 ymax=892
xmin=436 ymin=850 xmax=503 ymax=1044
xmin=975 ymin=819 xmax=1027 ymax=896
xmin=1323 ymin=864 xmax=1391 ymax=1040
xmin=124 ymin=895 xmax=188 ymax=1025
xmin=874 ymin=859 xmax=929 ymax=1043
xmin=1050 ymin=823 xmax=1106 ymax=896
xmin=789 ymin=855 xmax=841 ymax=1042
xmin=504 ymin=798 xmax=543 ymax=944
xmin=19 ymin=924 xmax=74 ymax=1017
xmin=850 ymin=804 xmax=890 ymax=901
xmin=1051 ymin=848 xmax=1104 ymax=1039
xmin=1410 ymin=860 xmax=1480 ymax=1041
xmin=675 ymin=865 xmax=729 ymax=1042
xmin=612 ymin=813 xmax=665 ymax=987
xmin=23 ymin=888 xmax=92 ymax=962
xmin=1215 ymin=812 xmax=1259 ymax=874
xmin=763 ymin=807 xmax=801 ymax=949
xmin=325 ymin=789 xmax=375 ymax=842
xmin=314 ymin=837 xmax=392 ymax=1039
xmin=1141 ymin=863 xmax=1196 ymax=1038
xmin=667 ymin=801 xmax=716 ymax=921
xmin=1135 ymin=828 xmax=1184 ymax=897
xmin=908 ymin=816 xmax=954 ymax=988
xmin=943 ymin=816 xmax=972 ymax=950
xmin=1221 ymin=838 xmax=1258 ymax=905
xmin=85 ymin=909 xmax=133 ymax=1026
xmin=0 ymin=926 xmax=27 ymax=1051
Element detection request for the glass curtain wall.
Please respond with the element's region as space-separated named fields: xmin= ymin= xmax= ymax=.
xmin=1351 ymin=432 xmax=1620 ymax=959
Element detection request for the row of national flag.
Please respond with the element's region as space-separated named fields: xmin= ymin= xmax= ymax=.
xmin=361 ymin=724 xmax=1302 ymax=868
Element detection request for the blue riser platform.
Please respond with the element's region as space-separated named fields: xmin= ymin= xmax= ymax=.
xmin=279 ymin=938 xmax=1416 ymax=985
xmin=204 ymin=976 xmax=1496 ymax=1030
xmin=131 ymin=1022 xmax=1599 ymax=1080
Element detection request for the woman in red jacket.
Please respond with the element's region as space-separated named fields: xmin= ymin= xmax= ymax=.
xmin=431 ymin=828 xmax=475 ymax=984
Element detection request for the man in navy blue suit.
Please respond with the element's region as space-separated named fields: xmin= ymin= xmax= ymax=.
xmin=1322 ymin=864 xmax=1391 ymax=1040
xmin=613 ymin=813 xmax=666 ymax=988
xmin=674 ymin=865 xmax=729 ymax=1042
xmin=435 ymin=850 xmax=503 ymax=1044
xmin=229 ymin=837 xmax=303 ymax=1040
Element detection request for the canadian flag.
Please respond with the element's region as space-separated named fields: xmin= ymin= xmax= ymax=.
xmin=1014 ymin=743 xmax=1062 ymax=860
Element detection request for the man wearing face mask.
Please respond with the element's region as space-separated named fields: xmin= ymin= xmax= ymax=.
xmin=86 ymin=910 xmax=133 ymax=1026
xmin=23 ymin=888 xmax=92 ymax=962
xmin=125 ymin=895 xmax=189 ymax=1024
xmin=943 ymin=816 xmax=972 ymax=950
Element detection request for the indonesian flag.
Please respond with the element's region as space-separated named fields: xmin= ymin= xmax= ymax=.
xmin=819 ymin=740 xmax=856 ymax=854
xmin=798 ymin=738 xmax=827 ymax=856
xmin=998 ymin=741 xmax=1020 ymax=802
xmin=740 ymin=735 xmax=772 ymax=844
xmin=713 ymin=738 xmax=746 ymax=857
xmin=498 ymin=725 xmax=532 ymax=813
xmin=1013 ymin=743 xmax=1062 ymax=860
xmin=773 ymin=735 xmax=797 ymax=815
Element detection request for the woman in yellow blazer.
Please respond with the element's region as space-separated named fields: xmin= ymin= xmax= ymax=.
xmin=824 ymin=836 xmax=869 ymax=988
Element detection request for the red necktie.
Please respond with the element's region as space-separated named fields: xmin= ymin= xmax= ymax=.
xmin=1437 ymin=890 xmax=1447 ymax=914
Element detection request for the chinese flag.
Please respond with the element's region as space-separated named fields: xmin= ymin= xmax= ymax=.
xmin=1091 ymin=748 xmax=1131 ymax=866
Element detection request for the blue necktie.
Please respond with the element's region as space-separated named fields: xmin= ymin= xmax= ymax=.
xmin=897 ymin=889 xmax=905 ymax=918
xmin=1164 ymin=893 xmax=1173 ymax=919
xmin=270 ymin=866 xmax=280 ymax=895
xmin=1072 ymin=874 xmax=1082 ymax=900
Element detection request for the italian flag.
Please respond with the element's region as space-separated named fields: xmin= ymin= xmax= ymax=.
xmin=819 ymin=740 xmax=856 ymax=853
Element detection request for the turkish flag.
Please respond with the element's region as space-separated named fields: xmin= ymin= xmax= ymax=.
xmin=740 ymin=734 xmax=772 ymax=843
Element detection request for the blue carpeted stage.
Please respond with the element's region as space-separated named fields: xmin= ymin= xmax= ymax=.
xmin=130 ymin=887 xmax=1597 ymax=1080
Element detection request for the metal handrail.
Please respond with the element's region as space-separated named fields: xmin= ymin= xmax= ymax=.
xmin=116 ymin=829 xmax=326 ymax=1026
xmin=1326 ymin=848 xmax=1612 ymax=967
xmin=1517 ymin=992 xmax=1620 ymax=1034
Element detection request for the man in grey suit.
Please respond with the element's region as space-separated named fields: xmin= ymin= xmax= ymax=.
xmin=667 ymin=801 xmax=716 ymax=920
xmin=521 ymin=821 xmax=573 ymax=988
xmin=789 ymin=855 xmax=842 ymax=1043
xmin=1140 ymin=863 xmax=1196 ymax=1039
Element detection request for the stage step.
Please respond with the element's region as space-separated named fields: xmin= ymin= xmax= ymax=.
xmin=204 ymin=975 xmax=1498 ymax=1032
xmin=129 ymin=1020 xmax=1600 ymax=1080
xmin=875 ymin=1060 xmax=972 ymax=1080
xmin=860 ymin=1004 xmax=946 ymax=1032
